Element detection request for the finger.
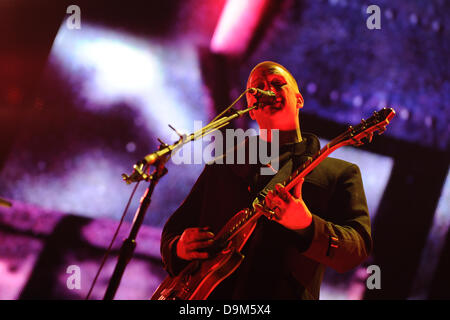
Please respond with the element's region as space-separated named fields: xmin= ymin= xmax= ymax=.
xmin=187 ymin=251 xmax=209 ymax=260
xmin=269 ymin=196 xmax=284 ymax=209
xmin=185 ymin=229 xmax=215 ymax=243
xmin=265 ymin=194 xmax=272 ymax=207
xmin=267 ymin=188 xmax=280 ymax=201
xmin=260 ymin=207 xmax=276 ymax=220
xmin=186 ymin=239 xmax=215 ymax=251
xmin=271 ymin=207 xmax=282 ymax=220
xmin=183 ymin=228 xmax=200 ymax=242
xmin=275 ymin=184 xmax=291 ymax=202
xmin=293 ymin=178 xmax=304 ymax=199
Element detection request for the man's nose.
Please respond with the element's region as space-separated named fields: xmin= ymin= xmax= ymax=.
xmin=264 ymin=82 xmax=279 ymax=93
xmin=264 ymin=81 xmax=274 ymax=91
xmin=262 ymin=82 xmax=274 ymax=92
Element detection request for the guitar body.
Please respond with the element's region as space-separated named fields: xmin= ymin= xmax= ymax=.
xmin=151 ymin=210 xmax=258 ymax=300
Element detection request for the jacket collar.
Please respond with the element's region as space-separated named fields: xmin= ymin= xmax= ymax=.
xmin=222 ymin=132 xmax=321 ymax=183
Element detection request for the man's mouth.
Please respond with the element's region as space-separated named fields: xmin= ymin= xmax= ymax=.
xmin=258 ymin=97 xmax=283 ymax=112
xmin=268 ymin=97 xmax=283 ymax=109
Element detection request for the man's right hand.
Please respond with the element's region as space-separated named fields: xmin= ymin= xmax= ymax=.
xmin=176 ymin=227 xmax=215 ymax=261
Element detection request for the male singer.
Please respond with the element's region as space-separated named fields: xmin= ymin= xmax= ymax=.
xmin=159 ymin=61 xmax=372 ymax=299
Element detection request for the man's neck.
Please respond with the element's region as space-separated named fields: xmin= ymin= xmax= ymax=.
xmin=259 ymin=126 xmax=302 ymax=145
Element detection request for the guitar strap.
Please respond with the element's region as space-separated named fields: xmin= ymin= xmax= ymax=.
xmin=253 ymin=134 xmax=319 ymax=204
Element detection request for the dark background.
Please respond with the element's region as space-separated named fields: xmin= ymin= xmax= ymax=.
xmin=0 ymin=0 xmax=448 ymax=299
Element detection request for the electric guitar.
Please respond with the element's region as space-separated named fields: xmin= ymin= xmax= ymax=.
xmin=151 ymin=107 xmax=396 ymax=300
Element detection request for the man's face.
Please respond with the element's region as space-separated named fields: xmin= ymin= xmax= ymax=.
xmin=246 ymin=65 xmax=303 ymax=130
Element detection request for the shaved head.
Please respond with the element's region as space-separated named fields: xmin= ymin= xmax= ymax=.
xmin=245 ymin=61 xmax=304 ymax=135
xmin=247 ymin=61 xmax=300 ymax=94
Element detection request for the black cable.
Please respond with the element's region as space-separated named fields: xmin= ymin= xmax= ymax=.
xmin=210 ymin=88 xmax=252 ymax=122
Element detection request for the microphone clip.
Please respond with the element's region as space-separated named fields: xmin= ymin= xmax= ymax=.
xmin=122 ymin=162 xmax=149 ymax=184
xmin=248 ymin=88 xmax=277 ymax=108
xmin=122 ymin=139 xmax=171 ymax=184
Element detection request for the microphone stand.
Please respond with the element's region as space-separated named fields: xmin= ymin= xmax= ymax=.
xmin=103 ymin=155 xmax=167 ymax=300
xmin=103 ymin=94 xmax=258 ymax=300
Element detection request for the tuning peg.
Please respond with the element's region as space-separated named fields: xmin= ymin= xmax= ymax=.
xmin=348 ymin=125 xmax=355 ymax=135
xmin=365 ymin=133 xmax=373 ymax=143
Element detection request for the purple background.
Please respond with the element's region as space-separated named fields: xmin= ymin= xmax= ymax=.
xmin=0 ymin=0 xmax=448 ymax=300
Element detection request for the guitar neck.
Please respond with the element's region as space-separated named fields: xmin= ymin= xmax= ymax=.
xmin=284 ymin=132 xmax=350 ymax=192
xmin=218 ymin=108 xmax=395 ymax=244
xmin=217 ymin=135 xmax=349 ymax=245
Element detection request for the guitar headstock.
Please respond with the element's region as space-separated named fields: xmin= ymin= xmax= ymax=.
xmin=332 ymin=108 xmax=396 ymax=148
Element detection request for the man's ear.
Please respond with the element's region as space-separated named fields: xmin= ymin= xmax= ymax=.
xmin=296 ymin=92 xmax=304 ymax=109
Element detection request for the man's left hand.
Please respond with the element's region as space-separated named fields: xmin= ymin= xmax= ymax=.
xmin=260 ymin=180 xmax=312 ymax=230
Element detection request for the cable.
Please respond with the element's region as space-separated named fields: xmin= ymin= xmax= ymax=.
xmin=85 ymin=89 xmax=251 ymax=299
xmin=210 ymin=88 xmax=252 ymax=123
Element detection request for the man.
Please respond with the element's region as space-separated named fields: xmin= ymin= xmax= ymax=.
xmin=160 ymin=61 xmax=372 ymax=299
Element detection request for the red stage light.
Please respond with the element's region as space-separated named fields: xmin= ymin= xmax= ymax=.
xmin=210 ymin=0 xmax=269 ymax=56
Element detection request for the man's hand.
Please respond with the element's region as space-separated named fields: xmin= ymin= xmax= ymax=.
xmin=176 ymin=227 xmax=215 ymax=261
xmin=260 ymin=180 xmax=312 ymax=230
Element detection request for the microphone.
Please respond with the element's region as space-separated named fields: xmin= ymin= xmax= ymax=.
xmin=248 ymin=88 xmax=277 ymax=106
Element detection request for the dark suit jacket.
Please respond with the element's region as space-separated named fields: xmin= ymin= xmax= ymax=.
xmin=160 ymin=133 xmax=372 ymax=299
